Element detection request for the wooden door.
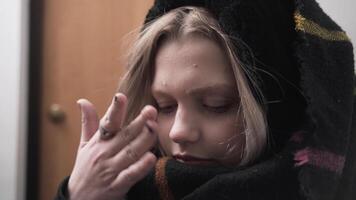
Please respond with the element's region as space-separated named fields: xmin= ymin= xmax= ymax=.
xmin=38 ymin=1 xmax=153 ymax=199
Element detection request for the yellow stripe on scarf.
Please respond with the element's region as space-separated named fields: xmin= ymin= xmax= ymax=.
xmin=294 ymin=12 xmax=350 ymax=42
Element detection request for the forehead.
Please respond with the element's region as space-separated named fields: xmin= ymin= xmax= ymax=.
xmin=155 ymin=35 xmax=229 ymax=71
xmin=152 ymin=36 xmax=236 ymax=92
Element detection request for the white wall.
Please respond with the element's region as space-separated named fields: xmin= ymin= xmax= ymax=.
xmin=318 ymin=0 xmax=356 ymax=65
xmin=0 ymin=0 xmax=28 ymax=200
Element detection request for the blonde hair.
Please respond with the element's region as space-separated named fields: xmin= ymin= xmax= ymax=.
xmin=118 ymin=6 xmax=267 ymax=165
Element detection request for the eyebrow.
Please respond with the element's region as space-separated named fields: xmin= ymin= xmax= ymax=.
xmin=186 ymin=84 xmax=237 ymax=96
xmin=152 ymin=83 xmax=238 ymax=97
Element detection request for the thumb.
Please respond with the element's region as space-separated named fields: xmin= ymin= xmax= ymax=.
xmin=77 ymin=99 xmax=99 ymax=145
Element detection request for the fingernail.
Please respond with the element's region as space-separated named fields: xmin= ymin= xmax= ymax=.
xmin=114 ymin=95 xmax=118 ymax=103
xmin=76 ymin=100 xmax=83 ymax=111
xmin=142 ymin=106 xmax=156 ymax=120
xmin=111 ymin=95 xmax=118 ymax=105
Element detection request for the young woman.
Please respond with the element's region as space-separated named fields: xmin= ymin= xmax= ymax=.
xmin=56 ymin=0 xmax=356 ymax=199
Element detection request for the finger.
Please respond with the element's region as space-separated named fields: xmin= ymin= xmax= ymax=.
xmin=109 ymin=125 xmax=157 ymax=173
xmin=100 ymin=93 xmax=127 ymax=134
xmin=146 ymin=119 xmax=158 ymax=134
xmin=145 ymin=120 xmax=160 ymax=154
xmin=111 ymin=152 xmax=157 ymax=194
xmin=77 ymin=99 xmax=99 ymax=144
xmin=107 ymin=105 xmax=157 ymax=151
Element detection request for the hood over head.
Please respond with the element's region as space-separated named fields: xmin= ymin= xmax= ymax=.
xmin=143 ymin=0 xmax=355 ymax=199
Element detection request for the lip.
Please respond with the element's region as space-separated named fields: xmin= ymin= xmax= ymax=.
xmin=173 ymin=154 xmax=216 ymax=165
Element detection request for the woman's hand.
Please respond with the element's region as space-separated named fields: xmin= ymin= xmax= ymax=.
xmin=67 ymin=93 xmax=158 ymax=200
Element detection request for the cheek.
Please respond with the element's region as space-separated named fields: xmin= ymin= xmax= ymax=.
xmin=204 ymin=116 xmax=245 ymax=159
xmin=204 ymin=116 xmax=240 ymax=143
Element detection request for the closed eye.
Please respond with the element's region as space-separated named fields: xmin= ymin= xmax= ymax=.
xmin=157 ymin=104 xmax=177 ymax=114
xmin=203 ymin=104 xmax=232 ymax=113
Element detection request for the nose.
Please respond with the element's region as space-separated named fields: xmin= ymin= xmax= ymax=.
xmin=169 ymin=106 xmax=200 ymax=144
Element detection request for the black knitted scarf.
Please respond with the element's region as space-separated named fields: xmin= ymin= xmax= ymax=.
xmin=128 ymin=131 xmax=304 ymax=200
xmin=130 ymin=0 xmax=356 ymax=199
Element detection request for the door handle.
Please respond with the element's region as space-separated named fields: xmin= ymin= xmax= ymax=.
xmin=48 ymin=104 xmax=66 ymax=123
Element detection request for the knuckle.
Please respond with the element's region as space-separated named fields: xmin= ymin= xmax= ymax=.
xmin=79 ymin=141 xmax=89 ymax=149
xmin=92 ymin=150 xmax=111 ymax=165
xmin=99 ymin=117 xmax=108 ymax=127
xmin=125 ymin=146 xmax=139 ymax=162
xmin=107 ymin=182 xmax=119 ymax=194
xmin=120 ymin=127 xmax=132 ymax=141
xmin=98 ymin=120 xmax=117 ymax=141
xmin=81 ymin=114 xmax=87 ymax=124
xmin=121 ymin=170 xmax=135 ymax=185
xmin=99 ymin=127 xmax=115 ymax=140
xmin=99 ymin=116 xmax=113 ymax=131
xmin=128 ymin=164 xmax=141 ymax=176
xmin=145 ymin=153 xmax=157 ymax=166
xmin=103 ymin=114 xmax=110 ymax=123
xmin=98 ymin=166 xmax=116 ymax=181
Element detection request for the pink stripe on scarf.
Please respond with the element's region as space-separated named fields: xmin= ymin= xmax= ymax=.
xmin=294 ymin=147 xmax=345 ymax=173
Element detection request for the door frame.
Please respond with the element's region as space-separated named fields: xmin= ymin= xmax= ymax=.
xmin=27 ymin=0 xmax=44 ymax=199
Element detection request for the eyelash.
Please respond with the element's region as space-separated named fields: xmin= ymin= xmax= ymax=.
xmin=157 ymin=104 xmax=177 ymax=114
xmin=203 ymin=104 xmax=231 ymax=113
xmin=156 ymin=103 xmax=232 ymax=114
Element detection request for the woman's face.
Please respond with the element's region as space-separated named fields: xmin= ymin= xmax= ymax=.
xmin=151 ymin=35 xmax=245 ymax=166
